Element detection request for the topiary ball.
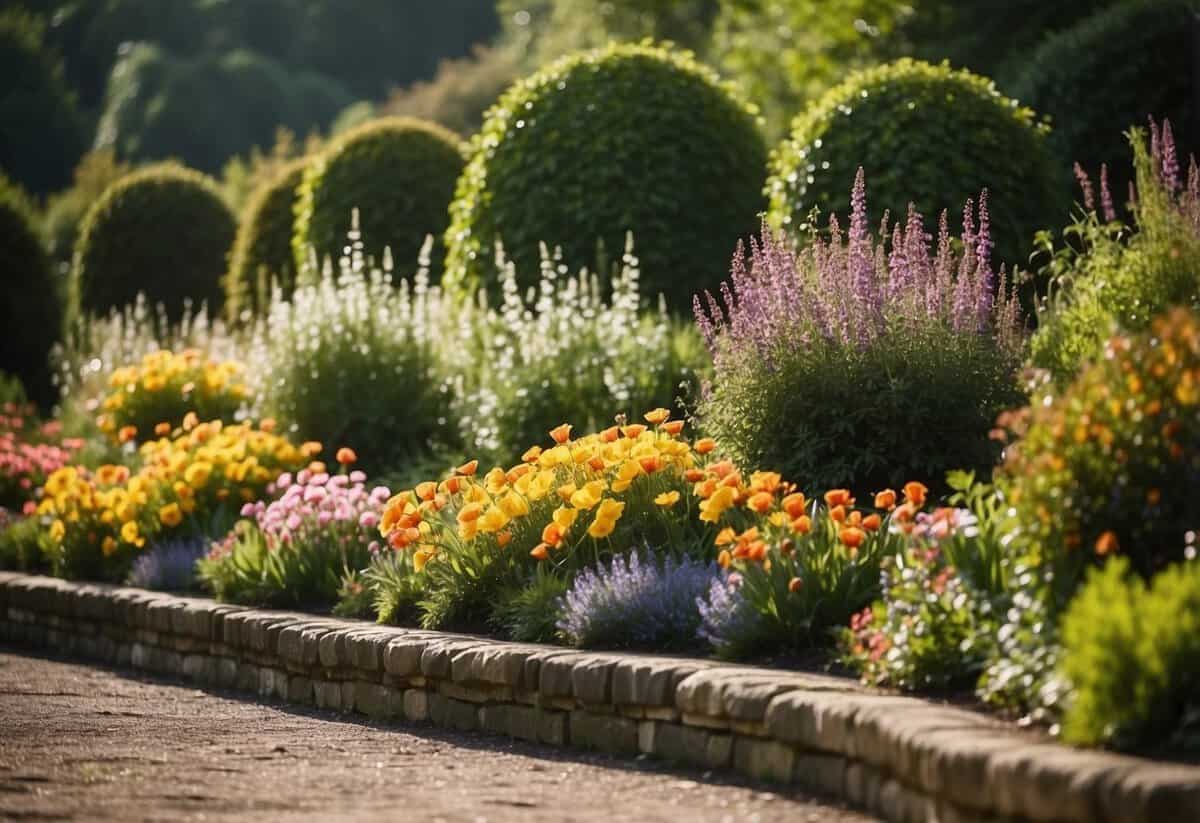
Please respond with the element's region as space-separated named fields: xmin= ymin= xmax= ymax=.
xmin=1005 ymin=0 xmax=1194 ymax=202
xmin=0 ymin=175 xmax=60 ymax=409
xmin=444 ymin=42 xmax=768 ymax=309
xmin=292 ymin=116 xmax=465 ymax=275
xmin=766 ymin=58 xmax=1064 ymax=269
xmin=71 ymin=163 xmax=236 ymax=322
xmin=225 ymin=157 xmax=309 ymax=318
xmin=1000 ymin=307 xmax=1200 ymax=608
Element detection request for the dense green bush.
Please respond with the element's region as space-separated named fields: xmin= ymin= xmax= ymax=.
xmin=444 ymin=42 xmax=768 ymax=308
xmin=293 ymin=117 xmax=464 ymax=274
xmin=1001 ymin=307 xmax=1200 ymax=610
xmin=0 ymin=175 xmax=62 ymax=409
xmin=225 ymin=157 xmax=309 ymax=318
xmin=70 ymin=163 xmax=237 ymax=322
xmin=766 ymin=59 xmax=1064 ymax=268
xmin=1007 ymin=0 xmax=1193 ymax=199
xmin=0 ymin=9 xmax=86 ymax=195
xmin=1031 ymin=124 xmax=1200 ymax=383
xmin=1060 ymin=557 xmax=1200 ymax=752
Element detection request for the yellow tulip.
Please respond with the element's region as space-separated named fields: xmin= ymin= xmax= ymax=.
xmin=159 ymin=503 xmax=183 ymax=528
xmin=654 ymin=491 xmax=681 ymax=507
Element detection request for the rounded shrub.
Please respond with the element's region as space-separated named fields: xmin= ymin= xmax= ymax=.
xmin=71 ymin=164 xmax=237 ymax=322
xmin=0 ymin=175 xmax=61 ymax=409
xmin=1006 ymin=0 xmax=1193 ymax=199
xmin=225 ymin=157 xmax=309 ymax=318
xmin=1000 ymin=307 xmax=1200 ymax=608
xmin=444 ymin=42 xmax=768 ymax=308
xmin=292 ymin=116 xmax=465 ymax=274
xmin=766 ymin=58 xmax=1064 ymax=268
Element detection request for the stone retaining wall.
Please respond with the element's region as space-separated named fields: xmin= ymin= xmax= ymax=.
xmin=1 ymin=572 xmax=1196 ymax=822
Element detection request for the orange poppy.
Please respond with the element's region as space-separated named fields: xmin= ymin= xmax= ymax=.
xmin=824 ymin=489 xmax=853 ymax=508
xmin=903 ymin=481 xmax=928 ymax=507
xmin=336 ymin=447 xmax=357 ymax=465
xmin=550 ymin=423 xmax=573 ymax=444
xmin=662 ymin=420 xmax=685 ymax=436
xmin=457 ymin=459 xmax=479 ymax=476
xmin=840 ymin=527 xmax=865 ymax=549
xmin=643 ymin=408 xmax=670 ymax=425
xmin=1094 ymin=530 xmax=1120 ymax=556
xmin=621 ymin=424 xmax=647 ymax=439
xmin=694 ymin=438 xmax=716 ymax=455
xmin=746 ymin=491 xmax=773 ymax=514
xmin=861 ymin=513 xmax=882 ymax=532
xmin=781 ymin=492 xmax=807 ymax=518
xmin=530 ymin=544 xmax=550 ymax=561
xmin=874 ymin=489 xmax=897 ymax=511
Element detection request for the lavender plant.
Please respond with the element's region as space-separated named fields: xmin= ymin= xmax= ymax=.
xmin=127 ymin=537 xmax=208 ymax=591
xmin=557 ymin=550 xmax=719 ymax=650
xmin=695 ymin=169 xmax=1025 ymax=493
xmin=697 ymin=571 xmax=765 ymax=660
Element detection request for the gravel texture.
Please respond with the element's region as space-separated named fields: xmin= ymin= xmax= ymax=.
xmin=0 ymin=647 xmax=878 ymax=822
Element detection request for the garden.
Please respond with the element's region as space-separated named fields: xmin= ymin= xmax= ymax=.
xmin=1 ymin=0 xmax=1198 ymax=767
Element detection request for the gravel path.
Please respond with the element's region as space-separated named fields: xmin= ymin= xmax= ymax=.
xmin=0 ymin=647 xmax=878 ymax=822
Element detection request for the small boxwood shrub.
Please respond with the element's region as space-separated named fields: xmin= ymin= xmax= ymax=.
xmin=1001 ymin=307 xmax=1200 ymax=609
xmin=443 ymin=42 xmax=768 ymax=308
xmin=765 ymin=59 xmax=1063 ymax=267
xmin=1006 ymin=0 xmax=1194 ymax=201
xmin=1059 ymin=557 xmax=1200 ymax=752
xmin=0 ymin=174 xmax=62 ymax=409
xmin=70 ymin=163 xmax=237 ymax=322
xmin=225 ymin=157 xmax=309 ymax=318
xmin=292 ymin=116 xmax=464 ymax=274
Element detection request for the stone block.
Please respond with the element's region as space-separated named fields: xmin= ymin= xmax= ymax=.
xmin=792 ymin=752 xmax=847 ymax=798
xmin=403 ymin=689 xmax=430 ymax=722
xmin=314 ymin=680 xmax=342 ymax=711
xmin=318 ymin=629 xmax=350 ymax=668
xmin=438 ymin=680 xmax=511 ymax=704
xmin=236 ymin=663 xmax=259 ymax=693
xmin=570 ymin=655 xmax=617 ymax=705
xmin=354 ymin=682 xmax=394 ymax=719
xmin=734 ymin=737 xmax=796 ymax=783
xmin=216 ymin=658 xmax=239 ymax=689
xmin=383 ymin=635 xmax=433 ymax=678
xmin=429 ymin=694 xmax=479 ymax=731
xmin=653 ymin=722 xmax=732 ymax=770
xmin=844 ymin=761 xmax=884 ymax=811
xmin=451 ymin=642 xmax=532 ymax=687
xmin=569 ymin=710 xmax=638 ymax=755
xmin=288 ymin=676 xmax=313 ymax=705
xmin=611 ymin=657 xmax=712 ymax=708
xmin=538 ymin=652 xmax=587 ymax=699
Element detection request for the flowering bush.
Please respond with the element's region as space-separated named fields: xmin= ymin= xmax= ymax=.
xmin=127 ymin=537 xmax=208 ymax=591
xmin=248 ymin=221 xmax=458 ymax=477
xmin=0 ymin=404 xmax=84 ymax=509
xmin=37 ymin=419 xmax=309 ymax=580
xmin=199 ymin=461 xmax=389 ymax=606
xmin=696 ymin=571 xmax=763 ymax=660
xmin=377 ymin=409 xmax=709 ymax=630
xmin=557 ymin=550 xmax=718 ymax=650
xmin=1031 ymin=119 xmax=1200 ymax=383
xmin=696 ymin=171 xmax=1025 ymax=494
xmin=447 ymin=237 xmax=704 ymax=463
xmin=96 ymin=350 xmax=248 ymax=443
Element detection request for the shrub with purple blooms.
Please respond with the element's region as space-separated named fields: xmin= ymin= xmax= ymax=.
xmin=697 ymin=571 xmax=765 ymax=660
xmin=557 ymin=550 xmax=719 ymax=650
xmin=197 ymin=466 xmax=390 ymax=606
xmin=128 ymin=538 xmax=209 ymax=591
xmin=695 ymin=169 xmax=1026 ymax=494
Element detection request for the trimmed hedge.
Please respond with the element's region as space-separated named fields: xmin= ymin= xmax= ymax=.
xmin=766 ymin=59 xmax=1064 ymax=269
xmin=443 ymin=42 xmax=768 ymax=308
xmin=1006 ymin=0 xmax=1194 ymax=200
xmin=225 ymin=157 xmax=309 ymax=317
xmin=0 ymin=175 xmax=60 ymax=409
xmin=70 ymin=164 xmax=237 ymax=322
xmin=292 ymin=116 xmax=465 ymax=274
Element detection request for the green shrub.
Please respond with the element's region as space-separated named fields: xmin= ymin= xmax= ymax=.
xmin=444 ymin=42 xmax=768 ymax=308
xmin=766 ymin=58 xmax=1064 ymax=268
xmin=0 ymin=9 xmax=85 ymax=195
xmin=293 ymin=116 xmax=464 ymax=275
xmin=0 ymin=174 xmax=62 ymax=409
xmin=490 ymin=567 xmax=569 ymax=643
xmin=1001 ymin=307 xmax=1200 ymax=610
xmin=1007 ymin=0 xmax=1193 ymax=200
xmin=225 ymin=157 xmax=310 ymax=318
xmin=0 ymin=515 xmax=48 ymax=573
xmin=1031 ymin=123 xmax=1200 ymax=383
xmin=70 ymin=163 xmax=237 ymax=323
xmin=1060 ymin=557 xmax=1200 ymax=752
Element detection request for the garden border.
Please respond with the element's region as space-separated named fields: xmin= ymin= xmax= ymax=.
xmin=1 ymin=571 xmax=1196 ymax=823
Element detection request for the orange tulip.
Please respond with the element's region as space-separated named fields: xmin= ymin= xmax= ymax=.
xmin=599 ymin=426 xmax=620 ymax=443
xmin=442 ymin=475 xmax=463 ymax=495
xmin=788 ymin=577 xmax=803 ymax=593
xmin=746 ymin=491 xmax=773 ymax=514
xmin=637 ymin=455 xmax=661 ymax=474
xmin=550 ymin=423 xmax=572 ymax=444
xmin=456 ymin=502 xmax=484 ymax=523
xmin=829 ymin=505 xmax=847 ymax=523
xmin=118 ymin=425 xmax=137 ymax=444
xmin=708 ymin=460 xmax=735 ymax=479
xmin=715 ymin=526 xmax=737 ymax=546
xmin=694 ymin=478 xmax=718 ymax=499
xmin=791 ymin=515 xmax=812 ymax=535
xmin=903 ymin=481 xmax=928 ymax=508
xmin=542 ymin=522 xmax=564 ymax=547
xmin=530 ymin=543 xmax=550 ymax=561
xmin=643 ymin=408 xmax=670 ymax=425
xmin=840 ymin=527 xmax=866 ymax=549
xmin=781 ymin=492 xmax=807 ymax=518
xmin=415 ymin=481 xmax=438 ymax=501
xmin=694 ymin=438 xmax=716 ymax=455
xmin=457 ymin=459 xmax=479 ymax=476
xmin=874 ymin=489 xmax=897 ymax=511
xmin=662 ymin=420 xmax=685 ymax=436
xmin=717 ymin=549 xmax=732 ymax=568
xmin=588 ymin=454 xmax=606 ymax=472
xmin=824 ymin=489 xmax=853 ymax=508
xmin=1095 ymin=530 xmax=1120 ymax=556
xmin=621 ymin=424 xmax=647 ymax=439
xmin=893 ymin=502 xmax=916 ymax=523
xmin=336 ymin=447 xmax=357 ymax=465
xmin=861 ymin=513 xmax=882 ymax=532
xmin=496 ymin=530 xmax=512 ymax=547
xmin=154 ymin=421 xmax=171 ymax=437
xmin=747 ymin=541 xmax=768 ymax=562
xmin=684 ymin=468 xmax=706 ymax=483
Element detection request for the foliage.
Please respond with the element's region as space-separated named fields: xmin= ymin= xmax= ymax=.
xmin=558 ymin=549 xmax=717 ymax=650
xmin=0 ymin=404 xmax=84 ymax=510
xmin=1059 ymin=557 xmax=1200 ymax=752
xmin=219 ymin=128 xmax=322 ymax=214
xmin=0 ymin=8 xmax=85 ymax=195
xmin=37 ymin=419 xmax=310 ymax=581
xmin=1007 ymin=0 xmax=1194 ymax=200
xmin=1001 ymin=307 xmax=1200 ymax=606
xmin=444 ymin=41 xmax=768 ymax=309
xmin=127 ymin=536 xmax=207 ymax=590
xmin=696 ymin=570 xmax=764 ymax=659
xmin=0 ymin=173 xmax=62 ymax=409
xmin=447 ymin=237 xmax=705 ymax=464
xmin=697 ymin=174 xmax=1025 ymax=494
xmin=198 ymin=464 xmax=387 ymax=606
xmin=490 ymin=566 xmax=569 ymax=643
xmin=94 ymin=43 xmax=352 ymax=175
xmin=70 ymin=163 xmax=237 ymax=323
xmin=41 ymin=151 xmax=133 ymax=271
xmin=250 ymin=229 xmax=459 ymax=477
xmin=383 ymin=43 xmax=523 ymax=138
xmin=95 ymin=350 xmax=248 ymax=444
xmin=292 ymin=116 xmax=464 ymax=278
xmin=357 ymin=549 xmax=424 ymax=625
xmin=1031 ymin=122 xmax=1200 ymax=383
xmin=225 ymin=157 xmax=310 ymax=318
xmin=765 ymin=58 xmax=1064 ymax=268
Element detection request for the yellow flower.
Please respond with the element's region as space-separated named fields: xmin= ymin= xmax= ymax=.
xmin=413 ymin=548 xmax=434 ymax=573
xmin=49 ymin=519 xmax=65 ymax=543
xmin=654 ymin=491 xmax=681 ymax=507
xmin=479 ymin=506 xmax=511 ymax=533
xmin=570 ymin=480 xmax=606 ymax=510
xmin=101 ymin=536 xmax=118 ymax=556
xmin=120 ymin=520 xmax=144 ymax=547
xmin=497 ymin=492 xmax=530 ymax=519
xmin=643 ymin=408 xmax=670 ymax=425
xmin=698 ymin=485 xmax=737 ymax=523
xmin=552 ymin=506 xmax=578 ymax=531
xmin=587 ymin=498 xmax=625 ymax=539
xmin=159 ymin=503 xmax=183 ymax=528
xmin=184 ymin=461 xmax=213 ymax=489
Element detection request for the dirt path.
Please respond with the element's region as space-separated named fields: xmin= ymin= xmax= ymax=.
xmin=0 ymin=647 xmax=878 ymax=822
